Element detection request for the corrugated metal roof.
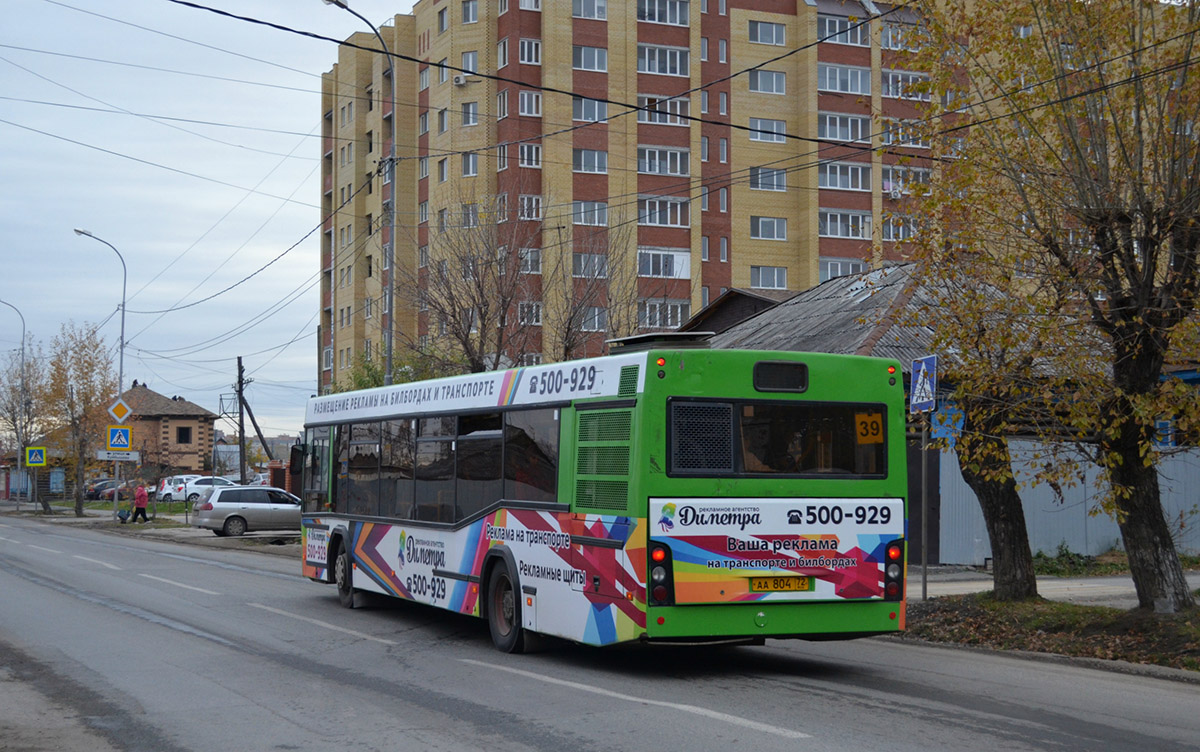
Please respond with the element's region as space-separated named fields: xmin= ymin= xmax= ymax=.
xmin=708 ymin=264 xmax=935 ymax=373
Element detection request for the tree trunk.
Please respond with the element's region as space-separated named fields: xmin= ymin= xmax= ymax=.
xmin=956 ymin=427 xmax=1039 ymax=600
xmin=1107 ymin=419 xmax=1195 ymax=612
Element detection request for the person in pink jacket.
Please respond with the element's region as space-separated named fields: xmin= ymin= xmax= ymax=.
xmin=131 ymin=483 xmax=149 ymax=523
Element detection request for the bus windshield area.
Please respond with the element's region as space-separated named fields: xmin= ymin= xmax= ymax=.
xmin=670 ymin=399 xmax=886 ymax=477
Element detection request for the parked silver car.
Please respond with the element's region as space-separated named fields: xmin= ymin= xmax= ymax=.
xmin=191 ymin=486 xmax=301 ymax=537
xmin=181 ymin=475 xmax=237 ymax=502
xmin=157 ymin=474 xmax=201 ymax=503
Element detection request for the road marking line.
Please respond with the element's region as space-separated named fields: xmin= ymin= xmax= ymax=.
xmin=73 ymin=555 xmax=121 ymax=571
xmin=138 ymin=574 xmax=220 ymax=595
xmin=248 ymin=603 xmax=399 ymax=645
xmin=28 ymin=544 xmax=63 ymax=554
xmin=460 ymin=659 xmax=811 ymax=739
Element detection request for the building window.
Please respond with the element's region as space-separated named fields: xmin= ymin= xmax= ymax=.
xmin=701 ymin=287 xmax=709 ymax=307
xmin=638 ymin=248 xmax=689 ymax=278
xmin=573 ymin=0 xmax=607 ymax=19
xmin=176 ymin=426 xmax=193 ymax=445
xmin=638 ymin=95 xmax=689 ymax=125
xmin=437 ymin=7 xmax=448 ymax=33
xmin=462 ymin=101 xmax=478 ymax=126
xmin=719 ymin=91 xmax=727 ymax=114
xmin=817 ymin=162 xmax=870 ymax=191
xmin=462 ymin=0 xmax=478 ymax=23
xmin=461 ymin=51 xmax=478 ymax=74
xmin=462 ymin=152 xmax=478 ymax=176
xmin=637 ymin=44 xmax=689 ymax=76
xmin=749 ymin=70 xmax=786 ymax=94
xmin=497 ymin=38 xmax=509 ymax=68
xmin=323 ymin=347 xmax=333 ymax=371
xmin=750 ymin=166 xmax=787 ymax=191
xmin=518 ymin=195 xmax=543 ymax=219
xmin=519 ymin=353 xmax=544 ymax=366
xmin=818 ymin=210 xmax=871 ymax=239
xmin=750 ymin=216 xmax=787 ymax=240
xmin=817 ymin=113 xmax=871 ymax=142
xmin=719 ymin=39 xmax=727 ymax=63
xmin=719 ymin=187 xmax=727 ymax=212
xmin=820 ymin=258 xmax=864 ymax=282
xmin=749 ymin=20 xmax=785 ymax=45
xmin=519 ymin=91 xmax=542 ymax=116
xmin=700 ymin=136 xmax=708 ymax=161
xmin=880 ymin=118 xmax=931 ymax=148
xmin=573 ymin=253 xmax=609 ymax=278
xmin=638 ymin=197 xmax=690 ymax=227
xmin=518 ymin=302 xmax=543 ymax=326
xmin=520 ymin=0 xmax=541 ymax=8
xmin=519 ymin=247 xmax=542 ymax=274
xmin=750 ymin=266 xmax=787 ymax=289
xmin=882 ymin=71 xmax=932 ymax=101
xmin=720 ymin=236 xmax=728 ymax=262
xmin=496 ymin=144 xmax=509 ymax=171
xmin=701 ymin=37 xmax=708 ymax=61
xmin=573 ymin=148 xmax=608 ymax=173
xmin=882 ymin=215 xmax=918 ymax=241
xmin=881 ymin=165 xmax=931 ymax=195
xmin=438 ymin=108 xmax=448 ymax=132
xmin=748 ymin=117 xmax=786 ymax=142
xmin=638 ymin=299 xmax=691 ymax=329
xmin=462 ymin=203 xmax=480 ymax=228
xmin=719 ymin=137 xmax=727 ymax=162
xmin=496 ymin=90 xmax=509 ymax=119
xmin=438 ymin=208 xmax=448 ymax=232
xmin=419 ymin=201 xmax=428 ymax=224
xmin=818 ymin=14 xmax=868 ymax=46
xmin=638 ymin=0 xmax=689 ymax=25
xmin=581 ymin=306 xmax=608 ymax=331
xmin=700 ymin=90 xmax=708 ymax=112
xmin=573 ymin=97 xmax=608 ymax=122
xmin=701 ymin=235 xmax=709 ymax=261
xmin=818 ymin=64 xmax=871 ymax=95
xmin=882 ymin=22 xmax=918 ymax=51
xmin=438 ymin=58 xmax=449 ymax=83
xmin=573 ymin=45 xmax=608 ymax=71
xmin=518 ymin=143 xmax=542 ymax=168
xmin=418 ymin=112 xmax=428 ymax=134
xmin=438 ymin=158 xmax=448 ymax=182
xmin=637 ymin=146 xmax=689 ymax=176
xmin=419 ymin=67 xmax=429 ymax=90
xmin=519 ymin=38 xmax=542 ymax=65
xmin=572 ymin=200 xmax=609 ymax=226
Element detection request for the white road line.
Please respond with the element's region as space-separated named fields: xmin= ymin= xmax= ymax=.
xmin=73 ymin=555 xmax=122 ymax=571
xmin=139 ymin=574 xmax=220 ymax=595
xmin=460 ymin=659 xmax=811 ymax=740
xmin=28 ymin=544 xmax=63 ymax=554
xmin=248 ymin=603 xmax=399 ymax=645
xmin=0 ymin=536 xmax=15 ymax=542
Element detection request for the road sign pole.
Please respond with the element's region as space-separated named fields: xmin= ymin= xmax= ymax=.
xmin=921 ymin=416 xmax=929 ymax=601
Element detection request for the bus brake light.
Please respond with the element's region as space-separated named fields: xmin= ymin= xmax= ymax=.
xmin=656 ymin=357 xmax=666 ymax=366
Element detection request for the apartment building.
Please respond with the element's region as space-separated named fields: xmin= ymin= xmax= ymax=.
xmin=318 ymin=0 xmax=926 ymax=391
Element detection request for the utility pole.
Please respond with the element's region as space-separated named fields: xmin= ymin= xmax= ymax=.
xmin=236 ymin=357 xmax=247 ymax=485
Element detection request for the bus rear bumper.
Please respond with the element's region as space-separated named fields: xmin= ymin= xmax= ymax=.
xmin=644 ymin=599 xmax=905 ymax=642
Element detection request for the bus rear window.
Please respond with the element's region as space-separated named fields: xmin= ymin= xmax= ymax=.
xmin=669 ymin=400 xmax=886 ymax=477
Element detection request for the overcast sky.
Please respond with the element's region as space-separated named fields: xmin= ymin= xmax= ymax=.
xmin=1 ymin=0 xmax=415 ymax=438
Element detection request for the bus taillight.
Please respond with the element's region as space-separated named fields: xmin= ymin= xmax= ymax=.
xmin=648 ymin=544 xmax=674 ymax=606
xmin=883 ymin=540 xmax=905 ymax=601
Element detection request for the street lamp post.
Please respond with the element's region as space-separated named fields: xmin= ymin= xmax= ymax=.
xmin=74 ymin=229 xmax=126 ymax=521
xmin=323 ymin=0 xmax=396 ymax=385
xmin=0 ymin=299 xmax=26 ymax=509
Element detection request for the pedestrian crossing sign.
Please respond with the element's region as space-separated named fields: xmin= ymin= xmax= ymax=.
xmin=107 ymin=425 xmax=132 ymax=451
xmin=26 ymin=447 xmax=46 ymax=467
xmin=910 ymin=355 xmax=938 ymax=413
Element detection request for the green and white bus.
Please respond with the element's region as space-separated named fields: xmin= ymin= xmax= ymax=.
xmin=296 ymin=337 xmax=907 ymax=652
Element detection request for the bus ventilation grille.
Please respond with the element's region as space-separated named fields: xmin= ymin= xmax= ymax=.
xmin=578 ymin=411 xmax=631 ymax=442
xmin=578 ymin=446 xmax=630 ymax=475
xmin=618 ymin=365 xmax=640 ymax=397
xmin=671 ymin=402 xmax=734 ymax=473
xmin=575 ymin=479 xmax=629 ymax=510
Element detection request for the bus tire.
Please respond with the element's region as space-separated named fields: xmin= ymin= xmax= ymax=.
xmin=486 ymin=563 xmax=526 ymax=653
xmin=334 ymin=543 xmax=356 ymax=609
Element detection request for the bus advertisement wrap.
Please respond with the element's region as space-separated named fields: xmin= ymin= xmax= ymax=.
xmin=650 ymin=498 xmax=904 ymax=602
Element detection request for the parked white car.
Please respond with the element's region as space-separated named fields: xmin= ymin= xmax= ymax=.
xmin=191 ymin=486 xmax=301 ymax=537
xmin=182 ymin=476 xmax=238 ymax=502
xmin=157 ymin=475 xmax=201 ymax=503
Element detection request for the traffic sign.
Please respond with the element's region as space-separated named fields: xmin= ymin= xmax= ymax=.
xmin=26 ymin=447 xmax=46 ymax=467
xmin=910 ymin=355 xmax=938 ymax=413
xmin=109 ymin=398 xmax=132 ymax=422
xmin=97 ymin=450 xmax=140 ymax=462
xmin=107 ymin=425 xmax=132 ymax=451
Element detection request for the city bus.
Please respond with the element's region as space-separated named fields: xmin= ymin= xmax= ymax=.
xmin=295 ymin=335 xmax=907 ymax=652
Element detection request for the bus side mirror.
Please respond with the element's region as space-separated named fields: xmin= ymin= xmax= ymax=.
xmin=289 ymin=444 xmax=306 ymax=477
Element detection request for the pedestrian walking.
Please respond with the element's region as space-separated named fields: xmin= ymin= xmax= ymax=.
xmin=131 ymin=483 xmax=149 ymax=523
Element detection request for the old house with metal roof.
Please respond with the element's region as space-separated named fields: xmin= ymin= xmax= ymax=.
xmin=122 ymin=381 xmax=217 ymax=476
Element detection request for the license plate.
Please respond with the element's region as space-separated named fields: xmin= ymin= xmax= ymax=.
xmin=750 ymin=576 xmax=812 ymax=593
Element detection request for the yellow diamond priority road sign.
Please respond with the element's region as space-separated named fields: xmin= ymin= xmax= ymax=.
xmin=109 ymin=398 xmax=132 ymax=422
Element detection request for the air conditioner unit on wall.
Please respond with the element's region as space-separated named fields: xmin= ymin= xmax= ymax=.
xmin=453 ymin=74 xmax=468 ymax=86
xmin=889 ymin=187 xmax=903 ymax=200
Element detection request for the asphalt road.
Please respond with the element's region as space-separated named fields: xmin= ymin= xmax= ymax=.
xmin=1 ymin=510 xmax=1198 ymax=752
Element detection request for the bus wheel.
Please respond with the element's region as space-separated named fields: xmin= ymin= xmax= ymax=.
xmin=334 ymin=544 xmax=356 ymax=609
xmin=487 ymin=563 xmax=525 ymax=653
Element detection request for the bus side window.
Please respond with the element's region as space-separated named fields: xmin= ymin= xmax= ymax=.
xmin=505 ymin=409 xmax=559 ymax=503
